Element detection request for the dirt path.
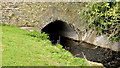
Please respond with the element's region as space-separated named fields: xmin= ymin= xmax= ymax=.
xmin=20 ymin=27 xmax=40 ymax=31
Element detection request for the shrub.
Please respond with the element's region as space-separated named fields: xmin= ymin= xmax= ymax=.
xmin=28 ymin=30 xmax=49 ymax=41
xmin=82 ymin=2 xmax=120 ymax=42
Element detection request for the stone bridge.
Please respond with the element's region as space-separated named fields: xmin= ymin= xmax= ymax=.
xmin=1 ymin=2 xmax=119 ymax=51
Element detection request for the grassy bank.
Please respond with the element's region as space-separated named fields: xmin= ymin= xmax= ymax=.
xmin=1 ymin=24 xmax=87 ymax=66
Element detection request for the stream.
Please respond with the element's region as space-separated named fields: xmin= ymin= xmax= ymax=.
xmin=60 ymin=36 xmax=120 ymax=68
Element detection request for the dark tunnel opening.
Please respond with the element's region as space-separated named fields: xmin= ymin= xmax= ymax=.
xmin=41 ymin=20 xmax=78 ymax=47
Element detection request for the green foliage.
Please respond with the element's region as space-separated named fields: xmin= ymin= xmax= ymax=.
xmin=56 ymin=44 xmax=63 ymax=49
xmin=1 ymin=23 xmax=11 ymax=26
xmin=1 ymin=24 xmax=7 ymax=26
xmin=28 ymin=30 xmax=49 ymax=41
xmin=82 ymin=2 xmax=120 ymax=42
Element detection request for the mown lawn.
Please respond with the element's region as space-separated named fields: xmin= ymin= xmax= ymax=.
xmin=1 ymin=24 xmax=88 ymax=66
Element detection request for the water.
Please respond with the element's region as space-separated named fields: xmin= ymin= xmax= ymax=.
xmin=60 ymin=36 xmax=120 ymax=67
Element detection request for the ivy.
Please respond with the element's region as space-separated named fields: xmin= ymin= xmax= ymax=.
xmin=82 ymin=2 xmax=120 ymax=42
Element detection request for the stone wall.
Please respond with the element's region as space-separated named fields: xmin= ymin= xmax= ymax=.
xmin=1 ymin=2 xmax=85 ymax=29
xmin=1 ymin=2 xmax=119 ymax=51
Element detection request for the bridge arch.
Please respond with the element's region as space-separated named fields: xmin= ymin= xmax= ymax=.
xmin=41 ymin=20 xmax=78 ymax=45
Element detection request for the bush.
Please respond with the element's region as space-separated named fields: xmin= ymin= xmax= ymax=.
xmin=28 ymin=30 xmax=49 ymax=41
xmin=82 ymin=2 xmax=120 ymax=42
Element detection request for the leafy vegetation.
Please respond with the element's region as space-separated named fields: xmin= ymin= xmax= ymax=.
xmin=82 ymin=2 xmax=120 ymax=42
xmin=1 ymin=24 xmax=87 ymax=66
xmin=28 ymin=30 xmax=49 ymax=41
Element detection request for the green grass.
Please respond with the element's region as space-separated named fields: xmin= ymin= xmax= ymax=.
xmin=1 ymin=24 xmax=88 ymax=66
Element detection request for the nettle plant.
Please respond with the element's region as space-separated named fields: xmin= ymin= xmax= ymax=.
xmin=28 ymin=30 xmax=49 ymax=41
xmin=82 ymin=2 xmax=120 ymax=42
